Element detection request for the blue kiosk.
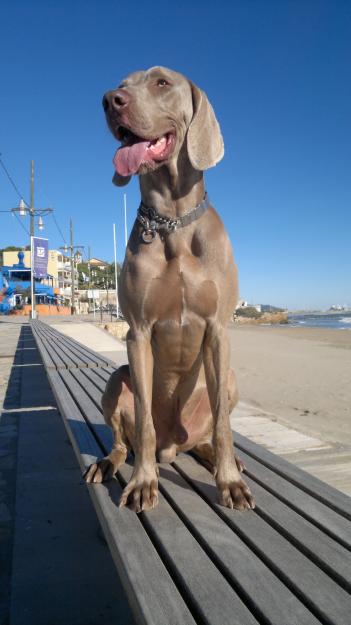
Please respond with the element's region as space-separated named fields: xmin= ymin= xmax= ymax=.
xmin=0 ymin=251 xmax=58 ymax=314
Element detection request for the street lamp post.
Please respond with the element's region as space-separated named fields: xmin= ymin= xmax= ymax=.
xmin=10 ymin=160 xmax=53 ymax=319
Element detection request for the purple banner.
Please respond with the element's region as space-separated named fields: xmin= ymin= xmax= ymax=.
xmin=32 ymin=237 xmax=49 ymax=278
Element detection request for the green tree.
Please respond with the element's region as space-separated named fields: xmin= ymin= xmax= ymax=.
xmin=77 ymin=261 xmax=122 ymax=289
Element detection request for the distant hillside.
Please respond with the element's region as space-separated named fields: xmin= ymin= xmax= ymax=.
xmin=260 ymin=304 xmax=286 ymax=313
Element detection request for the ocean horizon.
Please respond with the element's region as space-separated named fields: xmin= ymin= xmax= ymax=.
xmin=288 ymin=311 xmax=351 ymax=330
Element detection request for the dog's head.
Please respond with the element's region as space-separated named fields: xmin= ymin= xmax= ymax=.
xmin=103 ymin=66 xmax=224 ymax=186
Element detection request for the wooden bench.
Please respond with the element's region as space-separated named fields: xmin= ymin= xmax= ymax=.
xmin=31 ymin=319 xmax=351 ymax=625
xmin=31 ymin=320 xmax=115 ymax=369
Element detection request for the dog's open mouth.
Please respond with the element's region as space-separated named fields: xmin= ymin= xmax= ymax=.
xmin=113 ymin=127 xmax=175 ymax=177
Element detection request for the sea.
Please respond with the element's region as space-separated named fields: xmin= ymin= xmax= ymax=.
xmin=288 ymin=312 xmax=351 ymax=330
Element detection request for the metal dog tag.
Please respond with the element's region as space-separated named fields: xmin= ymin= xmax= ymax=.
xmin=142 ymin=229 xmax=157 ymax=243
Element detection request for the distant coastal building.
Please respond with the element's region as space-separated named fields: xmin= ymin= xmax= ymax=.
xmin=236 ymin=300 xmax=261 ymax=313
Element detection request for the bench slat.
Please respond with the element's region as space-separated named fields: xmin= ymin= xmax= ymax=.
xmin=173 ymin=454 xmax=351 ymax=625
xmin=46 ymin=331 xmax=99 ymax=368
xmin=155 ymin=463 xmax=321 ymax=625
xmin=243 ymin=474 xmax=351 ymax=591
xmin=38 ymin=325 xmax=86 ymax=368
xmin=78 ymin=367 xmax=107 ymax=394
xmin=70 ymin=368 xmax=105 ymax=409
xmin=237 ymin=449 xmax=351 ymax=550
xmin=118 ymin=464 xmax=260 ymax=625
xmin=46 ymin=369 xmax=197 ymax=625
xmin=98 ymin=366 xmax=116 ymax=381
xmin=33 ymin=324 xmax=77 ymax=368
xmin=31 ymin=332 xmax=56 ymax=370
xmin=32 ymin=325 xmax=67 ymax=369
xmin=43 ymin=323 xmax=116 ymax=367
xmin=234 ymin=431 xmax=351 ymax=520
xmin=42 ymin=324 xmax=114 ymax=367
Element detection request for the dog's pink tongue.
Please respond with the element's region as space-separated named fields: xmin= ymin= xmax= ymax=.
xmin=113 ymin=141 xmax=150 ymax=177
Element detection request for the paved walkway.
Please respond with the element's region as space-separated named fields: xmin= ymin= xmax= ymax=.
xmin=52 ymin=316 xmax=351 ymax=496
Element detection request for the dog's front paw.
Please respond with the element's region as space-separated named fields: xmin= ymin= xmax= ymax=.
xmin=217 ymin=477 xmax=255 ymax=511
xmin=119 ymin=467 xmax=159 ymax=513
xmin=83 ymin=457 xmax=116 ymax=483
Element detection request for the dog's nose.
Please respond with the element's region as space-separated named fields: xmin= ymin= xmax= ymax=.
xmin=102 ymin=89 xmax=130 ymax=113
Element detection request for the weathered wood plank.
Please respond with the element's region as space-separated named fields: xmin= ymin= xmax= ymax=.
xmin=42 ymin=323 xmax=116 ymax=367
xmin=47 ymin=333 xmax=99 ymax=368
xmin=98 ymin=366 xmax=115 ymax=381
xmin=241 ymin=474 xmax=351 ymax=592
xmin=155 ymin=463 xmax=321 ymax=625
xmin=237 ymin=448 xmax=351 ymax=550
xmin=37 ymin=325 xmax=85 ymax=368
xmin=234 ymin=431 xmax=351 ymax=520
xmin=45 ymin=369 xmax=197 ymax=625
xmin=42 ymin=324 xmax=112 ymax=367
xmin=33 ymin=323 xmax=75 ymax=367
xmin=173 ymin=454 xmax=351 ymax=625
xmin=32 ymin=325 xmax=67 ymax=369
xmin=78 ymin=367 xmax=107 ymax=394
xmin=58 ymin=369 xmax=113 ymax=450
xmin=70 ymin=368 xmax=104 ymax=410
xmin=30 ymin=331 xmax=56 ymax=369
xmin=119 ymin=463 xmax=260 ymax=625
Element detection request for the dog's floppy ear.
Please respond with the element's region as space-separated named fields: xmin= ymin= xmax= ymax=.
xmin=112 ymin=172 xmax=132 ymax=187
xmin=187 ymin=82 xmax=224 ymax=171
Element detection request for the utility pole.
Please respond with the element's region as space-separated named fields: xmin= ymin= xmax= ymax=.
xmin=2 ymin=159 xmax=53 ymax=319
xmin=30 ymin=160 xmax=34 ymax=237
xmin=88 ymin=245 xmax=96 ymax=317
xmin=30 ymin=160 xmax=35 ymax=318
xmin=60 ymin=219 xmax=84 ymax=315
xmin=70 ymin=219 xmax=75 ymax=315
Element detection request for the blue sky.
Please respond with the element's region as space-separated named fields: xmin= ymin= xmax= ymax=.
xmin=0 ymin=0 xmax=350 ymax=310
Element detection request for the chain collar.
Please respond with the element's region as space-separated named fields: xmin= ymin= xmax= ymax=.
xmin=137 ymin=193 xmax=210 ymax=243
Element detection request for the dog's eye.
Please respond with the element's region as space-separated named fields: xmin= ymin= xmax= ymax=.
xmin=157 ymin=79 xmax=169 ymax=87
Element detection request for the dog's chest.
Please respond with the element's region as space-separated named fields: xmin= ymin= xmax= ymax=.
xmin=121 ymin=226 xmax=236 ymax=326
xmin=143 ymin=251 xmax=219 ymax=324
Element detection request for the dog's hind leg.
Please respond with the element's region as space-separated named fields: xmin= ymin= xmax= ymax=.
xmin=193 ymin=368 xmax=245 ymax=473
xmin=227 ymin=368 xmax=245 ymax=473
xmin=84 ymin=365 xmax=133 ymax=483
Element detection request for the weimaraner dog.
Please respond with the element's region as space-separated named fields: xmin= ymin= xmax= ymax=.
xmin=84 ymin=66 xmax=255 ymax=513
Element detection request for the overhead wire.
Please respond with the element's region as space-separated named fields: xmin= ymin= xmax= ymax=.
xmin=12 ymin=211 xmax=30 ymax=235
xmin=0 ymin=152 xmax=30 ymax=236
xmin=51 ymin=212 xmax=68 ymax=246
xmin=0 ymin=152 xmax=68 ymax=246
xmin=0 ymin=153 xmax=29 ymax=205
xmin=35 ymin=170 xmax=68 ymax=246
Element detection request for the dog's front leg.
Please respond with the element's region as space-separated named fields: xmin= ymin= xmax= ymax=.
xmin=203 ymin=323 xmax=255 ymax=510
xmin=119 ymin=329 xmax=158 ymax=512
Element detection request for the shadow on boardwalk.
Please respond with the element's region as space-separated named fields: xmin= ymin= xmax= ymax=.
xmin=0 ymin=322 xmax=135 ymax=625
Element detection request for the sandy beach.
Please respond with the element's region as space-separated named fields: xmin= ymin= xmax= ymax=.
xmin=229 ymin=325 xmax=351 ymax=446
